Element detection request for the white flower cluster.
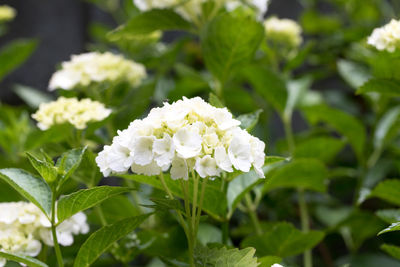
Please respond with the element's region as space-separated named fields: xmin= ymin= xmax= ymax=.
xmin=32 ymin=97 xmax=112 ymax=130
xmin=0 ymin=5 xmax=16 ymax=22
xmin=0 ymin=202 xmax=89 ymax=267
xmin=49 ymin=52 xmax=146 ymax=91
xmin=368 ymin=19 xmax=400 ymax=53
xmin=133 ymin=0 xmax=268 ymax=22
xmin=264 ymin=16 xmax=303 ymax=47
xmin=96 ymin=97 xmax=266 ymax=179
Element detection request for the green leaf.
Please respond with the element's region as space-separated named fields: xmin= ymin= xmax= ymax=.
xmin=263 ymin=159 xmax=328 ymax=193
xmin=378 ymin=222 xmax=400 ymax=235
xmin=57 ymin=186 xmax=133 ymax=223
xmin=373 ymin=107 xmax=400 ymax=152
xmin=145 ymin=197 xmax=184 ymax=212
xmin=376 ymin=209 xmax=400 ymax=224
xmin=13 ymin=84 xmax=53 ymax=108
xmin=121 ymin=173 xmax=227 ymax=221
xmin=0 ymin=251 xmax=48 ymax=267
xmin=26 ymin=152 xmax=58 ymax=183
xmin=302 ymin=104 xmax=366 ymax=162
xmin=284 ymin=76 xmax=312 ymax=120
xmin=337 ymin=59 xmax=371 ymax=89
xmin=237 ymin=109 xmax=263 ymax=132
xmin=108 ymin=9 xmax=191 ymax=40
xmin=201 ymin=13 xmax=264 ymax=83
xmin=74 ymin=214 xmax=151 ymax=267
xmin=370 ymin=179 xmax=400 ymax=206
xmin=258 ymin=256 xmax=282 ymax=267
xmin=243 ymin=65 xmax=287 ymax=113
xmin=293 ymin=136 xmax=345 ymax=163
xmin=56 ymin=147 xmax=87 ymax=184
xmin=0 ymin=39 xmax=37 ymax=81
xmin=0 ymin=168 xmax=52 ymax=216
xmin=381 ymin=244 xmax=400 ymax=260
xmin=241 ymin=222 xmax=324 ymax=257
xmin=195 ymin=246 xmax=259 ymax=267
xmin=209 ymin=93 xmax=225 ymax=108
xmin=357 ymin=79 xmax=400 ymax=96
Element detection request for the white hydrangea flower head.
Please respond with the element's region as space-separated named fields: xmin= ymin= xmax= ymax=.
xmin=32 ymin=97 xmax=112 ymax=130
xmin=0 ymin=5 xmax=16 ymax=22
xmin=134 ymin=0 xmax=269 ymax=23
xmin=96 ymin=97 xmax=266 ymax=180
xmin=271 ymin=264 xmax=284 ymax=267
xmin=49 ymin=52 xmax=147 ymax=91
xmin=0 ymin=202 xmax=89 ymax=266
xmin=368 ymin=19 xmax=400 ymax=53
xmin=264 ymin=16 xmax=303 ymax=48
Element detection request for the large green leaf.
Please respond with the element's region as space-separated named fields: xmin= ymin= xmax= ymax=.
xmin=372 ymin=107 xmax=400 ymax=152
xmin=201 ymin=13 xmax=264 ymax=83
xmin=13 ymin=84 xmax=53 ymax=109
xmin=26 ymin=152 xmax=58 ymax=183
xmin=357 ymin=79 xmax=400 ymax=96
xmin=241 ymin=222 xmax=324 ymax=257
xmin=263 ymin=159 xmax=328 ymax=193
xmin=0 ymin=251 xmax=48 ymax=267
xmin=243 ymin=65 xmax=287 ymax=113
xmin=57 ymin=186 xmax=133 ymax=223
xmin=108 ymin=9 xmax=191 ymax=40
xmin=337 ymin=59 xmax=371 ymax=89
xmin=0 ymin=168 xmax=52 ymax=216
xmin=302 ymin=104 xmax=366 ymax=162
xmin=378 ymin=222 xmax=400 ymax=235
xmin=121 ymin=173 xmax=227 ymax=221
xmin=56 ymin=147 xmax=87 ymax=184
xmin=0 ymin=39 xmax=37 ymax=81
xmin=381 ymin=244 xmax=400 ymax=260
xmin=293 ymin=136 xmax=345 ymax=163
xmin=194 ymin=246 xmax=259 ymax=267
xmin=74 ymin=214 xmax=151 ymax=267
xmin=369 ymin=180 xmax=400 ymax=206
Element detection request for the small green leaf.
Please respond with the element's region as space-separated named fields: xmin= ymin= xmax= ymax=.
xmin=263 ymin=159 xmax=328 ymax=193
xmin=209 ymin=93 xmax=225 ymax=108
xmin=376 ymin=209 xmax=400 ymax=224
xmin=56 ymin=147 xmax=87 ymax=183
xmin=195 ymin=246 xmax=259 ymax=267
xmin=337 ymin=59 xmax=371 ymax=89
xmin=258 ymin=256 xmax=282 ymax=267
xmin=284 ymin=76 xmax=312 ymax=120
xmin=0 ymin=168 xmax=52 ymax=216
xmin=357 ymin=79 xmax=400 ymax=96
xmin=381 ymin=244 xmax=400 ymax=260
xmin=74 ymin=214 xmax=151 ymax=267
xmin=26 ymin=152 xmax=58 ymax=183
xmin=302 ymin=104 xmax=366 ymax=162
xmin=57 ymin=186 xmax=133 ymax=223
xmin=0 ymin=39 xmax=37 ymax=81
xmin=0 ymin=251 xmax=48 ymax=267
xmin=294 ymin=136 xmax=345 ymax=163
xmin=145 ymin=197 xmax=184 ymax=212
xmin=243 ymin=65 xmax=287 ymax=113
xmin=202 ymin=13 xmax=264 ymax=83
xmin=237 ymin=109 xmax=263 ymax=132
xmin=370 ymin=179 xmax=400 ymax=206
xmin=13 ymin=84 xmax=53 ymax=108
xmin=373 ymin=107 xmax=400 ymax=152
xmin=108 ymin=9 xmax=191 ymax=40
xmin=241 ymin=222 xmax=324 ymax=257
xmin=378 ymin=222 xmax=400 ymax=235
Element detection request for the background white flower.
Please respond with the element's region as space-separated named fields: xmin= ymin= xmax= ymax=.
xmin=49 ymin=52 xmax=146 ymax=90
xmin=368 ymin=19 xmax=400 ymax=52
xmin=264 ymin=16 xmax=303 ymax=48
xmin=32 ymin=97 xmax=111 ymax=130
xmin=96 ymin=97 xmax=266 ymax=180
xmin=0 ymin=5 xmax=16 ymax=22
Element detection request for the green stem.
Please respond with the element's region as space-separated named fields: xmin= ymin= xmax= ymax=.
xmin=195 ymin=177 xmax=208 ymax=234
xmin=192 ymin=172 xmax=199 ymax=235
xmin=298 ymin=189 xmax=312 ymax=267
xmin=283 ymin=117 xmax=295 ymax=154
xmin=244 ymin=193 xmax=262 ymax=236
xmin=51 ymin=191 xmax=64 ymax=267
xmin=180 ymin=179 xmax=195 ymax=267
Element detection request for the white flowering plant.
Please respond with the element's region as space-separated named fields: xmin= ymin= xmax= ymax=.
xmin=1 ymin=0 xmax=400 ymax=267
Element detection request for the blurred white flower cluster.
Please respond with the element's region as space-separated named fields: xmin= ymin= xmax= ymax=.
xmin=133 ymin=0 xmax=269 ymax=22
xmin=368 ymin=19 xmax=400 ymax=53
xmin=0 ymin=202 xmax=89 ymax=267
xmin=0 ymin=5 xmax=16 ymax=22
xmin=49 ymin=52 xmax=146 ymax=91
xmin=96 ymin=97 xmax=266 ymax=179
xmin=264 ymin=16 xmax=303 ymax=48
xmin=32 ymin=97 xmax=112 ymax=130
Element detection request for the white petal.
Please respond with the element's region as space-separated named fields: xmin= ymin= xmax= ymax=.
xmin=228 ymin=134 xmax=252 ymax=172
xmin=195 ymin=156 xmax=219 ymax=178
xmin=133 ymin=136 xmax=155 ymax=165
xmin=214 ymin=146 xmax=233 ymax=172
xmin=173 ymin=128 xmax=202 ymax=159
xmin=131 ymin=161 xmax=161 ymax=176
xmin=170 ymin=157 xmax=188 ymax=180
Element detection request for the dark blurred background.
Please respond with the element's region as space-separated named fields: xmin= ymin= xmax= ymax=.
xmin=0 ymin=0 xmax=303 ymax=103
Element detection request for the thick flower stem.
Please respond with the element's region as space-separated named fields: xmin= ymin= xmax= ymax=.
xmin=195 ymin=177 xmax=208 ymax=234
xmin=51 ymin=190 xmax=64 ymax=267
xmin=181 ymin=180 xmax=195 ymax=267
xmin=245 ymin=193 xmax=262 ymax=236
xmin=298 ymin=189 xmax=312 ymax=267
